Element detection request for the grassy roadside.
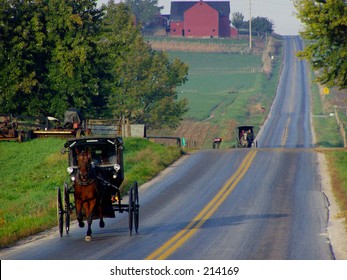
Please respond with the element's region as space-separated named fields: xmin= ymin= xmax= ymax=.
xmin=309 ymin=68 xmax=347 ymax=228
xmin=0 ymin=138 xmax=182 ymax=248
xmin=310 ymin=69 xmax=344 ymax=148
xmin=323 ymin=150 xmax=347 ymax=226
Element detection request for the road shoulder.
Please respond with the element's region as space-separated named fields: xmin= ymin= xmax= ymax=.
xmin=318 ymin=152 xmax=347 ymax=259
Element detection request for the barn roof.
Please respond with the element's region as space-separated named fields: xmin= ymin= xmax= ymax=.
xmin=170 ymin=1 xmax=230 ymax=21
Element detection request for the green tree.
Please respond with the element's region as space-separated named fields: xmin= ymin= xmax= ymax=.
xmin=294 ymin=0 xmax=347 ymax=88
xmin=0 ymin=0 xmax=47 ymax=115
xmin=251 ymin=17 xmax=274 ymax=36
xmin=0 ymin=0 xmax=103 ymax=117
xmin=125 ymin=0 xmax=163 ymax=27
xmin=231 ymin=12 xmax=245 ymax=30
xmin=100 ymin=2 xmax=189 ymax=129
xmin=45 ymin=0 xmax=103 ymax=117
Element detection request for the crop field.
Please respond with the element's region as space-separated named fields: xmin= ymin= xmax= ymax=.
xmin=147 ymin=36 xmax=251 ymax=53
xmin=147 ymin=36 xmax=249 ymax=46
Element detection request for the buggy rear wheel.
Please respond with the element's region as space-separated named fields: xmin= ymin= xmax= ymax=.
xmin=57 ymin=187 xmax=64 ymax=237
xmin=133 ymin=181 xmax=139 ymax=234
xmin=64 ymin=183 xmax=70 ymax=235
xmin=128 ymin=186 xmax=134 ymax=235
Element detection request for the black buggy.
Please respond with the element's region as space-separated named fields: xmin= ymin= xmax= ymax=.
xmin=57 ymin=137 xmax=139 ymax=238
xmin=235 ymin=125 xmax=257 ymax=148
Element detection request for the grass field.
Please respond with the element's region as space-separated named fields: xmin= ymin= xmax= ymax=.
xmin=167 ymin=43 xmax=282 ymax=148
xmin=0 ymin=138 xmax=181 ymax=248
xmin=170 ymin=52 xmax=264 ymax=121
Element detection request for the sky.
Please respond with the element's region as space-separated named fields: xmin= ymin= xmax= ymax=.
xmin=97 ymin=0 xmax=303 ymax=35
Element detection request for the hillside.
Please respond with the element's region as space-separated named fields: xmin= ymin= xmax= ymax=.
xmin=148 ymin=36 xmax=282 ymax=148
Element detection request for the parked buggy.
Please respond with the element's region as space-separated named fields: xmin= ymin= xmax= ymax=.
xmin=57 ymin=136 xmax=139 ymax=241
xmin=236 ymin=126 xmax=257 ymax=148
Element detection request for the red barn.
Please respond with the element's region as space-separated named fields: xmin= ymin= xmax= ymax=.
xmin=170 ymin=0 xmax=231 ymax=38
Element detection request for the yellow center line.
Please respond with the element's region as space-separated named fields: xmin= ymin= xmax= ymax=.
xmin=145 ymin=149 xmax=258 ymax=260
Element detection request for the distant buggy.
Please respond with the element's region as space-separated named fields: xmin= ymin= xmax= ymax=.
xmin=236 ymin=126 xmax=257 ymax=148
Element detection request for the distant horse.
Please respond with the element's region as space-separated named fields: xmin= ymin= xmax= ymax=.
xmin=74 ymin=149 xmax=105 ymax=241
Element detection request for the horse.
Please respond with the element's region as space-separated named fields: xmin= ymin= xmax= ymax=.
xmin=74 ymin=149 xmax=105 ymax=241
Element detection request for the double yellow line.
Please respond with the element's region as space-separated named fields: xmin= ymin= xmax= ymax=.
xmin=145 ymin=149 xmax=257 ymax=260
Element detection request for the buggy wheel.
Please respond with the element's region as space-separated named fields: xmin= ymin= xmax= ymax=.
xmin=64 ymin=183 xmax=70 ymax=235
xmin=133 ymin=181 xmax=139 ymax=234
xmin=57 ymin=187 xmax=64 ymax=237
xmin=128 ymin=187 xmax=134 ymax=236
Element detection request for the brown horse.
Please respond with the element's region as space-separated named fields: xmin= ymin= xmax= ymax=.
xmin=74 ymin=149 xmax=105 ymax=241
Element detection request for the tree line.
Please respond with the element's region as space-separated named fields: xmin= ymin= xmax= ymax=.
xmin=231 ymin=12 xmax=274 ymax=36
xmin=0 ymin=0 xmax=188 ymax=129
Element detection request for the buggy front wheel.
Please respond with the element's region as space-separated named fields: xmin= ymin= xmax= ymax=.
xmin=64 ymin=183 xmax=70 ymax=235
xmin=133 ymin=181 xmax=139 ymax=234
xmin=57 ymin=187 xmax=64 ymax=237
xmin=128 ymin=187 xmax=134 ymax=235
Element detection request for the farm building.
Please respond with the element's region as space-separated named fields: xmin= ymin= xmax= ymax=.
xmin=169 ymin=0 xmax=233 ymax=38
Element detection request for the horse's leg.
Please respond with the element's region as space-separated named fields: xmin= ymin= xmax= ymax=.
xmin=85 ymin=211 xmax=93 ymax=241
xmin=99 ymin=203 xmax=105 ymax=228
xmin=85 ymin=214 xmax=92 ymax=241
xmin=75 ymin=199 xmax=85 ymax=228
xmin=96 ymin=185 xmax=105 ymax=228
xmin=85 ymin=199 xmax=96 ymax=241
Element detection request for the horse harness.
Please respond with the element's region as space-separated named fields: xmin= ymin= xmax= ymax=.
xmin=75 ymin=165 xmax=111 ymax=205
xmin=76 ymin=168 xmax=96 ymax=186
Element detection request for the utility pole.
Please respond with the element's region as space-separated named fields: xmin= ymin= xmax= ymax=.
xmin=249 ymin=0 xmax=252 ymax=52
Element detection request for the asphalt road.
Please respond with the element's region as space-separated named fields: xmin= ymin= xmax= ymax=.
xmin=0 ymin=36 xmax=334 ymax=260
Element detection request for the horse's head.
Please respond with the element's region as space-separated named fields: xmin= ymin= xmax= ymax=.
xmin=76 ymin=149 xmax=92 ymax=182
